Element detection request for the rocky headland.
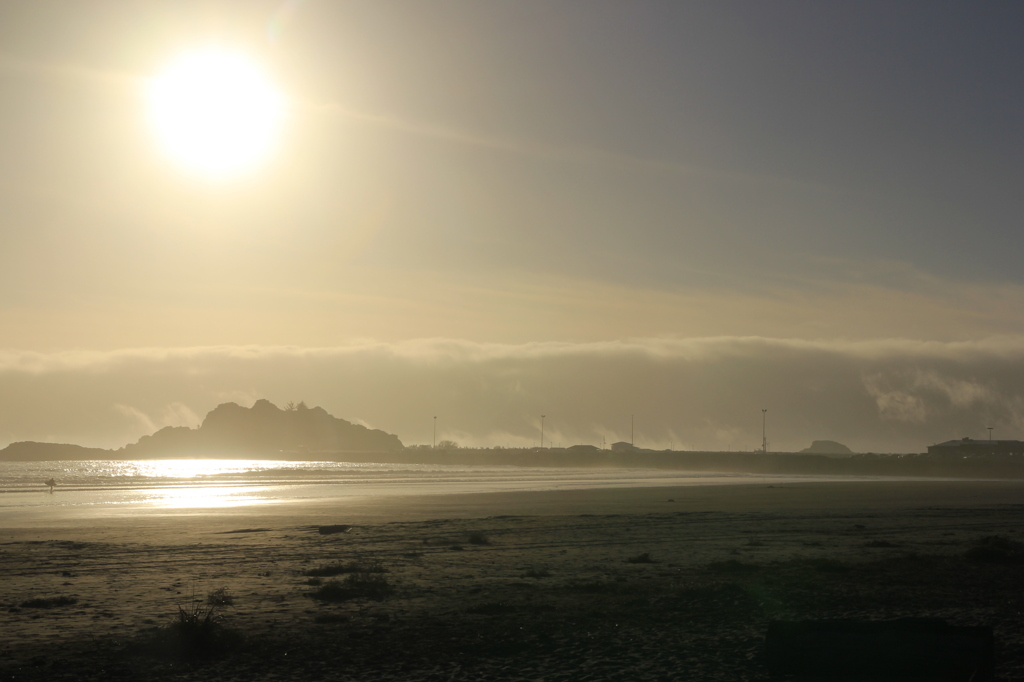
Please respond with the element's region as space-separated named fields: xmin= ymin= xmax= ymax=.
xmin=0 ymin=399 xmax=403 ymax=461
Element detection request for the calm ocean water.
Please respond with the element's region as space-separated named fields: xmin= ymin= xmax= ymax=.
xmin=0 ymin=459 xmax=878 ymax=518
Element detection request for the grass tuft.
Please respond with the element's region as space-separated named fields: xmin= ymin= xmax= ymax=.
xmin=173 ymin=599 xmax=219 ymax=645
xmin=304 ymin=560 xmax=388 ymax=577
xmin=313 ymin=612 xmax=350 ymax=624
xmin=133 ymin=587 xmax=241 ymax=660
xmin=206 ymin=587 xmax=234 ymax=607
xmin=806 ymin=557 xmax=852 ymax=573
xmin=522 ymin=568 xmax=552 ymax=579
xmin=19 ymin=596 xmax=77 ymax=609
xmin=317 ymin=525 xmax=352 ymax=535
xmin=707 ymin=559 xmax=759 ymax=573
xmin=466 ymin=602 xmax=515 ymax=615
xmin=309 ymin=573 xmax=394 ymax=603
xmin=864 ymin=540 xmax=899 ymax=548
xmin=965 ymin=535 xmax=1024 ymax=564
xmin=467 ymin=532 xmax=492 ymax=546
xmin=566 ymin=580 xmax=619 ymax=593
xmin=626 ymin=552 xmax=655 ymax=564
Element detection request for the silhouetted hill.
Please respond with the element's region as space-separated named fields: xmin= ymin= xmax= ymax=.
xmin=123 ymin=399 xmax=403 ymax=457
xmin=0 ymin=441 xmax=111 ymax=462
xmin=799 ymin=440 xmax=854 ymax=455
xmin=0 ymin=400 xmax=403 ymax=460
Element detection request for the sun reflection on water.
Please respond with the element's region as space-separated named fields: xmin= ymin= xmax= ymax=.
xmin=102 ymin=460 xmax=289 ymax=509
xmin=110 ymin=459 xmax=290 ymax=479
xmin=145 ymin=484 xmax=270 ymax=509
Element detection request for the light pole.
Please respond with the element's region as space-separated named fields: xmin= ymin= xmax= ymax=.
xmin=988 ymin=427 xmax=994 ymax=442
xmin=541 ymin=415 xmax=546 ymax=448
xmin=631 ymin=414 xmax=634 ymax=447
xmin=433 ymin=416 xmax=437 ymax=449
xmin=762 ymin=409 xmax=767 ymax=453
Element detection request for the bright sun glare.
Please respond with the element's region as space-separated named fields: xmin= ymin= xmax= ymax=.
xmin=148 ymin=49 xmax=285 ymax=178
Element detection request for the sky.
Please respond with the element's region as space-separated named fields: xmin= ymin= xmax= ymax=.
xmin=1 ymin=1 xmax=1023 ymax=452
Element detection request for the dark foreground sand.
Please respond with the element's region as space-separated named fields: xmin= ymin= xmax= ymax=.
xmin=3 ymin=479 xmax=1024 ymax=681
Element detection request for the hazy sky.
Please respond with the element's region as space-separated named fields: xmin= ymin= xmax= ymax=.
xmin=1 ymin=2 xmax=1022 ymax=452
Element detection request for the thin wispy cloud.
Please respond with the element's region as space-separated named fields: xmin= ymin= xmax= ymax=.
xmin=309 ymin=99 xmax=836 ymax=194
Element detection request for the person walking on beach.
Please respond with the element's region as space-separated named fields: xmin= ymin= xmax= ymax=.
xmin=43 ymin=478 xmax=56 ymax=494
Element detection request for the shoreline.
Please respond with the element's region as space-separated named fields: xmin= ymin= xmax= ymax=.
xmin=7 ymin=459 xmax=1010 ymax=528
xmin=5 ymin=447 xmax=1024 ymax=481
xmin=5 ymin=477 xmax=1024 ymax=532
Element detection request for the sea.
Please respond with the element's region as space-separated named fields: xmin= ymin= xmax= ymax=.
xmin=0 ymin=459 xmax=889 ymax=521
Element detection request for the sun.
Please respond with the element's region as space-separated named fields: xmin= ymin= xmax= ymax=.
xmin=148 ymin=49 xmax=285 ymax=178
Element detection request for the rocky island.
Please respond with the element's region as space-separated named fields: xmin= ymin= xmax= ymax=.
xmin=0 ymin=399 xmax=403 ymax=461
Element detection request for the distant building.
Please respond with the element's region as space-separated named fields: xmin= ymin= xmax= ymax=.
xmin=565 ymin=444 xmax=600 ymax=453
xmin=927 ymin=437 xmax=1024 ymax=457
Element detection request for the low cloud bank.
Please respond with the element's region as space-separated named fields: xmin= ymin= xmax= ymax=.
xmin=2 ymin=337 xmax=1024 ymax=452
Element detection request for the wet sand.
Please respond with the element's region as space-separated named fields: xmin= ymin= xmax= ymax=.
xmin=3 ymin=479 xmax=1024 ymax=680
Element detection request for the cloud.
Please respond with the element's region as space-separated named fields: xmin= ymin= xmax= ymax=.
xmin=113 ymin=401 xmax=201 ymax=436
xmin=862 ymin=376 xmax=927 ymax=424
xmin=3 ymin=337 xmax=1024 ymax=452
xmin=911 ymin=371 xmax=994 ymax=409
xmin=861 ymin=365 xmax=1007 ymax=426
xmin=113 ymin=403 xmax=157 ymax=434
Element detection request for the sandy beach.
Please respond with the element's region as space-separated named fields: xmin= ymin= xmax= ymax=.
xmin=3 ymin=479 xmax=1024 ymax=681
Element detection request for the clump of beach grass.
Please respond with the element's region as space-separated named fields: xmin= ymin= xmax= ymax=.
xmin=707 ymin=559 xmax=759 ymax=573
xmin=309 ymin=572 xmax=394 ymax=603
xmin=19 ymin=596 xmax=78 ymax=609
xmin=467 ymin=532 xmax=492 ymax=546
xmin=522 ymin=568 xmax=552 ymax=579
xmin=313 ymin=612 xmax=350 ymax=624
xmin=135 ymin=587 xmax=240 ymax=660
xmin=206 ymin=587 xmax=234 ymax=607
xmin=805 ymin=557 xmax=852 ymax=573
xmin=864 ymin=539 xmax=900 ymax=548
xmin=565 ymin=580 xmax=622 ymax=594
xmin=304 ymin=560 xmax=388 ymax=577
xmin=466 ymin=602 xmax=515 ymax=615
xmin=965 ymin=535 xmax=1024 ymax=564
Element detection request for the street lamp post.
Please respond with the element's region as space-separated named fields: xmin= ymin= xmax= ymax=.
xmin=433 ymin=416 xmax=437 ymax=449
xmin=762 ymin=409 xmax=768 ymax=453
xmin=541 ymin=415 xmax=546 ymax=448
